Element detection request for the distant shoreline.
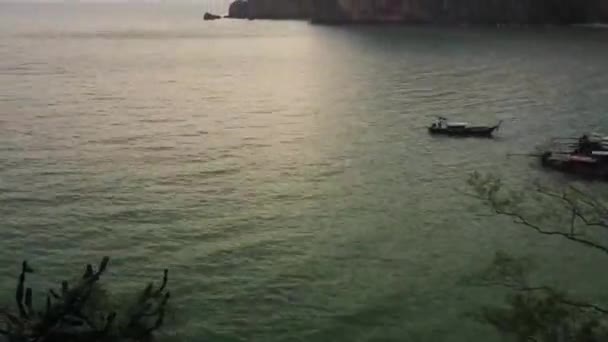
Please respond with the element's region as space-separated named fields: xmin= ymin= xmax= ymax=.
xmin=225 ymin=16 xmax=608 ymax=30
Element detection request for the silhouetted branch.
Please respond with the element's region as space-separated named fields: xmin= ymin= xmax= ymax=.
xmin=468 ymin=172 xmax=608 ymax=255
xmin=1 ymin=257 xmax=171 ymax=342
xmin=491 ymin=205 xmax=608 ymax=255
xmin=493 ymin=282 xmax=608 ymax=315
xmin=158 ymin=269 xmax=168 ymax=294
xmin=559 ymin=298 xmax=608 ymax=315
xmin=535 ymin=185 xmax=608 ymax=231
xmin=468 ymin=173 xmax=608 ymax=341
xmin=122 ymin=270 xmax=171 ymax=340
xmin=16 ymin=261 xmax=33 ymax=319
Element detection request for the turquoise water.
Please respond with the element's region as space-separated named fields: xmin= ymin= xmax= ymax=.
xmin=1 ymin=3 xmax=608 ymax=341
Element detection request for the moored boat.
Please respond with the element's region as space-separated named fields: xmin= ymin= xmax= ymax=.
xmin=428 ymin=117 xmax=502 ymax=137
xmin=510 ymin=133 xmax=608 ymax=180
xmin=541 ymin=150 xmax=608 ymax=179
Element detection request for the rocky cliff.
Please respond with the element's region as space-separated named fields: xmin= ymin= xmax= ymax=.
xmin=228 ymin=0 xmax=250 ymax=19
xmin=600 ymin=0 xmax=608 ymax=22
xmin=310 ymin=0 xmax=608 ymax=25
xmin=228 ymin=0 xmax=311 ymax=19
xmin=437 ymin=0 xmax=605 ymax=25
xmin=228 ymin=0 xmax=607 ymax=24
xmin=249 ymin=0 xmax=311 ymax=19
xmin=309 ymin=0 xmax=349 ymax=23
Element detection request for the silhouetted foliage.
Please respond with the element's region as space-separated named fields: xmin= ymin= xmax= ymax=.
xmin=468 ymin=173 xmax=608 ymax=341
xmin=0 ymin=257 xmax=170 ymax=342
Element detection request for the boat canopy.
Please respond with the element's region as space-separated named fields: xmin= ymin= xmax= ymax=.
xmin=446 ymin=122 xmax=468 ymax=127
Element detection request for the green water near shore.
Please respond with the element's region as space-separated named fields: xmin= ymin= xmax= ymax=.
xmin=1 ymin=3 xmax=608 ymax=341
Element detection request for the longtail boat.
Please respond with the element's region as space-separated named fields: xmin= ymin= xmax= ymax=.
xmin=541 ymin=152 xmax=608 ymax=179
xmin=428 ymin=117 xmax=502 ymax=137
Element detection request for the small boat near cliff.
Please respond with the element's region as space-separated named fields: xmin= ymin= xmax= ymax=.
xmin=428 ymin=117 xmax=502 ymax=137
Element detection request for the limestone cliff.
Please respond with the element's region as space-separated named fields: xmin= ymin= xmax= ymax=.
xmin=309 ymin=0 xmax=349 ymax=23
xmin=310 ymin=0 xmax=608 ymax=25
xmin=228 ymin=0 xmax=249 ymax=19
xmin=249 ymin=0 xmax=311 ymax=19
xmin=599 ymin=0 xmax=608 ymax=22
xmin=228 ymin=0 xmax=607 ymax=24
xmin=228 ymin=0 xmax=311 ymax=19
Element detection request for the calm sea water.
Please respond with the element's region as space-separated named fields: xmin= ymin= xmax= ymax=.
xmin=1 ymin=3 xmax=608 ymax=341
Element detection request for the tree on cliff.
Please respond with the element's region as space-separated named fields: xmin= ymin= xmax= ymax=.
xmin=0 ymin=257 xmax=170 ymax=342
xmin=467 ymin=172 xmax=608 ymax=341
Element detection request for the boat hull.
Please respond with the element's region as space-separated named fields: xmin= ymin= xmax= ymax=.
xmin=541 ymin=152 xmax=608 ymax=180
xmin=428 ymin=126 xmax=497 ymax=137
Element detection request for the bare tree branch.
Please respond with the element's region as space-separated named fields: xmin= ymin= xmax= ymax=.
xmin=491 ymin=205 xmax=608 ymax=255
xmin=479 ymin=279 xmax=608 ymax=316
xmin=559 ymin=298 xmax=608 ymax=315
xmin=467 ymin=174 xmax=608 ymax=255
xmin=569 ymin=186 xmax=608 ymax=213
xmin=535 ymin=185 xmax=608 ymax=231
xmin=468 ymin=173 xmax=608 ymax=340
xmin=513 ymin=287 xmax=608 ymax=315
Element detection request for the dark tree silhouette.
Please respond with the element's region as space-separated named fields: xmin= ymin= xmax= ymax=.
xmin=0 ymin=257 xmax=170 ymax=342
